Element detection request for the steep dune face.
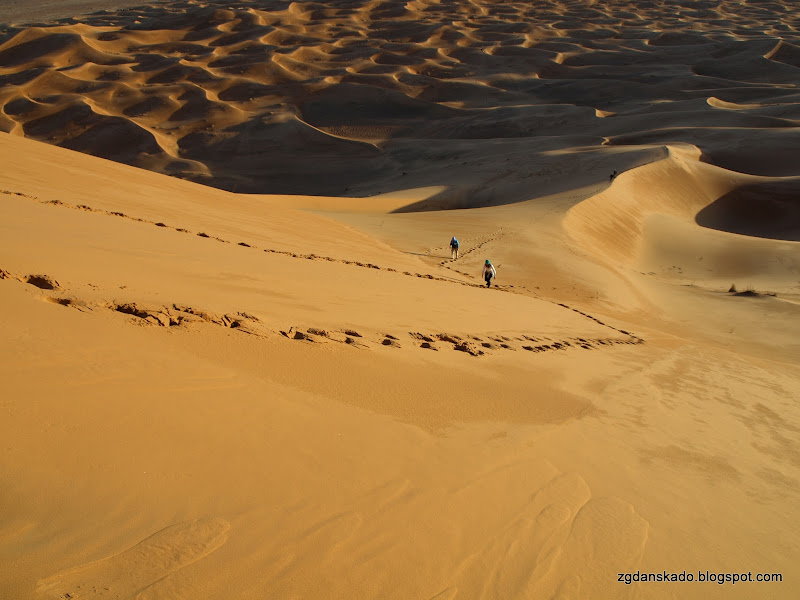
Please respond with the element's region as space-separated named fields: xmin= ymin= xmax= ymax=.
xmin=0 ymin=0 xmax=799 ymax=196
xmin=565 ymin=146 xmax=739 ymax=265
xmin=564 ymin=146 xmax=800 ymax=288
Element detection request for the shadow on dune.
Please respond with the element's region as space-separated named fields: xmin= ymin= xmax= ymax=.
xmin=1 ymin=0 xmax=800 ymax=195
xmin=179 ymin=115 xmax=390 ymax=194
xmin=696 ymin=180 xmax=800 ymax=241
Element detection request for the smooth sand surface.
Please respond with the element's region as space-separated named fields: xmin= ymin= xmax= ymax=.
xmin=1 ymin=1 xmax=799 ymax=599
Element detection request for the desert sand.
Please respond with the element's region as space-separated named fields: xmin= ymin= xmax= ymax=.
xmin=0 ymin=1 xmax=798 ymax=599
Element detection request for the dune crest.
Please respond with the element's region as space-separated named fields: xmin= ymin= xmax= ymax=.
xmin=564 ymin=146 xmax=800 ymax=288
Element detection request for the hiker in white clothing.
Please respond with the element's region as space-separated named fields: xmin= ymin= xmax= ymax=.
xmin=482 ymin=259 xmax=496 ymax=288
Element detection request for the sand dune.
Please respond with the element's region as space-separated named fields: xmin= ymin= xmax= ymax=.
xmin=1 ymin=1 xmax=799 ymax=600
xmin=1 ymin=0 xmax=799 ymax=195
xmin=564 ymin=146 xmax=800 ymax=272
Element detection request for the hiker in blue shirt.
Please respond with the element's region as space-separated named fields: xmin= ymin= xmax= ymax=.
xmin=449 ymin=236 xmax=460 ymax=260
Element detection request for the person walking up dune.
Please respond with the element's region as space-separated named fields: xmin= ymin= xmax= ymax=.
xmin=482 ymin=259 xmax=496 ymax=288
xmin=449 ymin=236 xmax=460 ymax=260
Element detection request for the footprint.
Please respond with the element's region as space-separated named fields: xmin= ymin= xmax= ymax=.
xmin=44 ymin=296 xmax=88 ymax=311
xmin=453 ymin=342 xmax=483 ymax=356
xmin=25 ymin=274 xmax=59 ymax=290
xmin=112 ymin=303 xmax=179 ymax=327
xmin=410 ymin=332 xmax=434 ymax=343
xmin=37 ymin=517 xmax=230 ymax=600
xmin=436 ymin=333 xmax=460 ymax=344
xmin=45 ymin=297 xmax=73 ymax=306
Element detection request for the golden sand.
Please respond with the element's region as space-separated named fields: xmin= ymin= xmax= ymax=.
xmin=1 ymin=1 xmax=798 ymax=599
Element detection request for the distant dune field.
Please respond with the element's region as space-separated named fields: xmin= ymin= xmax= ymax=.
xmin=1 ymin=0 xmax=799 ymax=197
xmin=1 ymin=2 xmax=798 ymax=600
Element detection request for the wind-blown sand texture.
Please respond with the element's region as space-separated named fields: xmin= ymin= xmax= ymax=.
xmin=0 ymin=1 xmax=799 ymax=599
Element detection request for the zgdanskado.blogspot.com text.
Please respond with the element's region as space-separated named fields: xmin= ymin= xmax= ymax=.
xmin=618 ymin=571 xmax=782 ymax=585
